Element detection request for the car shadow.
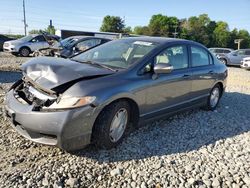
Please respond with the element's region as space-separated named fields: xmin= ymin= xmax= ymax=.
xmin=71 ymin=91 xmax=250 ymax=163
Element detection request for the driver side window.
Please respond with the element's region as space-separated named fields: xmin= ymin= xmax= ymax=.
xmin=31 ymin=36 xmax=46 ymax=43
xmin=155 ymin=45 xmax=188 ymax=70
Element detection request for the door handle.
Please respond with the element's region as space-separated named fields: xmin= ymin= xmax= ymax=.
xmin=182 ymin=74 xmax=191 ymax=78
xmin=208 ymin=70 xmax=214 ymax=74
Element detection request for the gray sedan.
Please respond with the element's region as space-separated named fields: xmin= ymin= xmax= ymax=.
xmin=223 ymin=49 xmax=250 ymax=66
xmin=5 ymin=37 xmax=227 ymax=151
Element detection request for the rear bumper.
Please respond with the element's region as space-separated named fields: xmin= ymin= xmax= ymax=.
xmin=4 ymin=90 xmax=97 ymax=151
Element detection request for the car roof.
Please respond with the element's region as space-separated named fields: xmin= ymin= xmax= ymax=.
xmin=120 ymin=36 xmax=203 ymax=47
xmin=209 ymin=47 xmax=234 ymax=50
xmin=66 ymin=36 xmax=111 ymax=40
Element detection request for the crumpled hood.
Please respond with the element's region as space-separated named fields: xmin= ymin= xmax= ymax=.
xmin=21 ymin=57 xmax=113 ymax=90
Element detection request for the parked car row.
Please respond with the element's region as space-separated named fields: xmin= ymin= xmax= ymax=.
xmin=5 ymin=37 xmax=227 ymax=151
xmin=3 ymin=34 xmax=60 ymax=56
xmin=209 ymin=47 xmax=250 ymax=70
xmin=2 ymin=34 xmax=111 ymax=58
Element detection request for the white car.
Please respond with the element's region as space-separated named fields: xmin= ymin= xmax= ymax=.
xmin=241 ymin=57 xmax=250 ymax=70
xmin=3 ymin=34 xmax=59 ymax=57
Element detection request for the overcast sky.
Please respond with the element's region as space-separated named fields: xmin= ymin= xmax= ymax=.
xmin=0 ymin=0 xmax=249 ymax=35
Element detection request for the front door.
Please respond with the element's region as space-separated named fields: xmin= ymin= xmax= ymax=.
xmin=142 ymin=45 xmax=192 ymax=117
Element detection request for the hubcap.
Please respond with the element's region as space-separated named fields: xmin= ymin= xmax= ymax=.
xmin=210 ymin=87 xmax=220 ymax=108
xmin=221 ymin=59 xmax=226 ymax=65
xmin=109 ymin=108 xmax=128 ymax=142
xmin=22 ymin=49 xmax=29 ymax=56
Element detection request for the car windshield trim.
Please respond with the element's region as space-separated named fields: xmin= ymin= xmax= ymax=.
xmin=72 ymin=59 xmax=118 ymax=72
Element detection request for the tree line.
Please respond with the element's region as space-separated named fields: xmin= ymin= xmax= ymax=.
xmin=100 ymin=14 xmax=250 ymax=49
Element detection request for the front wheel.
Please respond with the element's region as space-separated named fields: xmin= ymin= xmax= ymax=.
xmin=92 ymin=101 xmax=130 ymax=149
xmin=19 ymin=47 xmax=30 ymax=57
xmin=204 ymin=84 xmax=222 ymax=111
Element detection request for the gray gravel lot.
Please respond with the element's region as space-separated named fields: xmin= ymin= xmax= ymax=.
xmin=0 ymin=53 xmax=250 ymax=188
xmin=0 ymin=52 xmax=30 ymax=71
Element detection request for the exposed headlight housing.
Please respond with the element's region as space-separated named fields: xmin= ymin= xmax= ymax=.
xmin=44 ymin=96 xmax=96 ymax=110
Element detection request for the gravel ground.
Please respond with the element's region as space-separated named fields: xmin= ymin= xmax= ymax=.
xmin=0 ymin=52 xmax=30 ymax=71
xmin=0 ymin=54 xmax=250 ymax=188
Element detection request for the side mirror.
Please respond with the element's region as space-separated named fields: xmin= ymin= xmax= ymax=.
xmin=232 ymin=53 xmax=237 ymax=56
xmin=154 ymin=63 xmax=173 ymax=74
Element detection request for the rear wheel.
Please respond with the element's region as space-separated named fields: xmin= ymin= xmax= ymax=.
xmin=220 ymin=58 xmax=227 ymax=65
xmin=92 ymin=101 xmax=130 ymax=149
xmin=19 ymin=47 xmax=30 ymax=57
xmin=204 ymin=84 xmax=222 ymax=111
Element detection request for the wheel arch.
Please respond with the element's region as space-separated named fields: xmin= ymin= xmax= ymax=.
xmin=213 ymin=81 xmax=224 ymax=97
xmin=92 ymin=94 xmax=140 ymax=131
xmin=19 ymin=46 xmax=31 ymax=53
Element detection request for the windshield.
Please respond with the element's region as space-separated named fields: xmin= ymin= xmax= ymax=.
xmin=60 ymin=37 xmax=79 ymax=48
xmin=72 ymin=39 xmax=158 ymax=69
xmin=19 ymin=35 xmax=34 ymax=42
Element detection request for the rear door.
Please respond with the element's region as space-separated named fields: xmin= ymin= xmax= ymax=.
xmin=189 ymin=45 xmax=216 ymax=99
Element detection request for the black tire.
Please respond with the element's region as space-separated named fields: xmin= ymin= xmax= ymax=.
xmin=19 ymin=47 xmax=30 ymax=57
xmin=203 ymin=84 xmax=222 ymax=111
xmin=92 ymin=101 xmax=130 ymax=149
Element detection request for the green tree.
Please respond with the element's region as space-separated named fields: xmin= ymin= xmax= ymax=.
xmin=181 ymin=14 xmax=210 ymax=46
xmin=100 ymin=15 xmax=125 ymax=33
xmin=123 ymin=26 xmax=132 ymax=34
xmin=29 ymin=29 xmax=44 ymax=34
xmin=148 ymin=14 xmax=169 ymax=36
xmin=148 ymin=14 xmax=178 ymax=37
xmin=213 ymin=21 xmax=230 ymax=47
xmin=237 ymin=29 xmax=250 ymax=48
xmin=45 ymin=25 xmax=56 ymax=35
xmin=228 ymin=28 xmax=238 ymax=49
xmin=133 ymin=26 xmax=150 ymax=35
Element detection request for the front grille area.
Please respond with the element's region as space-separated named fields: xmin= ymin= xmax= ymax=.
xmin=13 ymin=80 xmax=57 ymax=110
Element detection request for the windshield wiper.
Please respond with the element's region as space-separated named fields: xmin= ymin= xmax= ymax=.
xmin=81 ymin=60 xmax=117 ymax=72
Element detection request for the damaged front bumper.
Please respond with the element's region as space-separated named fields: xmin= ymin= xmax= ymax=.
xmin=5 ymin=87 xmax=97 ymax=151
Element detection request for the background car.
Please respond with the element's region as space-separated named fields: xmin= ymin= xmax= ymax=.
xmin=209 ymin=48 xmax=234 ymax=64
xmin=223 ymin=49 xmax=250 ymax=66
xmin=3 ymin=34 xmax=60 ymax=57
xmin=0 ymin=34 xmax=15 ymax=51
xmin=5 ymin=37 xmax=227 ymax=151
xmin=240 ymin=57 xmax=250 ymax=70
xmin=54 ymin=36 xmax=111 ymax=58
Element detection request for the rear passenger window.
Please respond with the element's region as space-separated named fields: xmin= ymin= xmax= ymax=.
xmin=191 ymin=46 xmax=209 ymax=67
xmin=224 ymin=50 xmax=231 ymax=54
xmin=245 ymin=50 xmax=250 ymax=55
xmin=155 ymin=45 xmax=188 ymax=70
